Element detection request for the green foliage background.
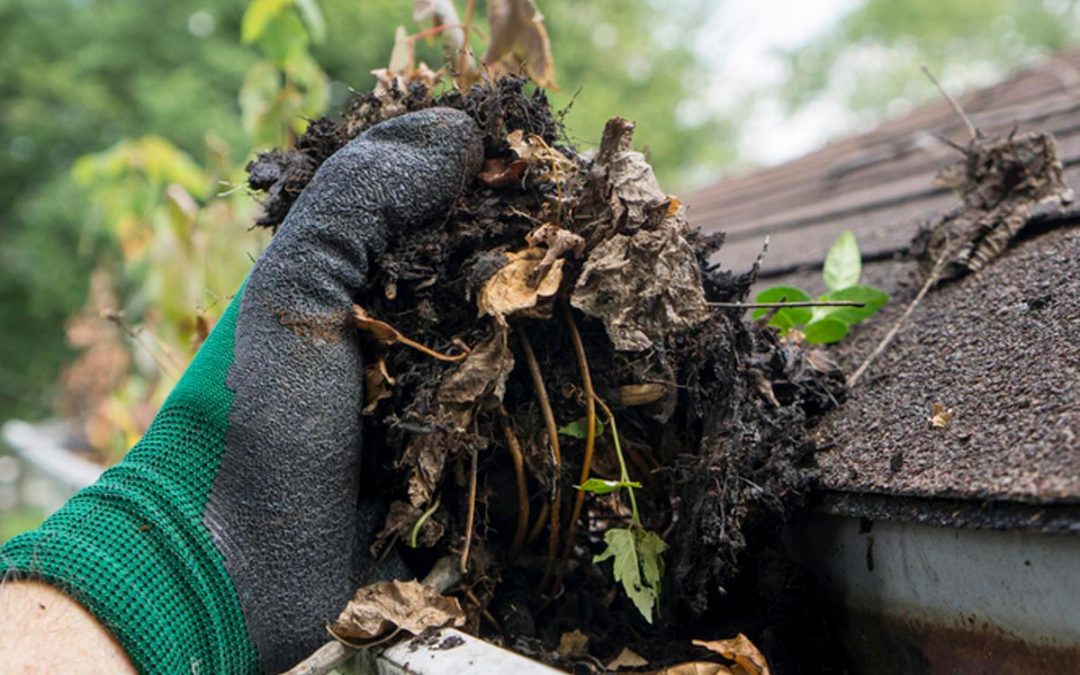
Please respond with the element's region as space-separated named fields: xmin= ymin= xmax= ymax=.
xmin=0 ymin=0 xmax=727 ymax=424
xmin=2 ymin=0 xmax=1080 ymax=425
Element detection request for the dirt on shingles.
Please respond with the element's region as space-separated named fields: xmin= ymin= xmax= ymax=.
xmin=812 ymin=225 xmax=1080 ymax=502
xmin=246 ymin=76 xmax=849 ymax=673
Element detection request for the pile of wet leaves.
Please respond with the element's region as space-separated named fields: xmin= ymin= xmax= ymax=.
xmin=249 ymin=76 xmax=847 ymax=672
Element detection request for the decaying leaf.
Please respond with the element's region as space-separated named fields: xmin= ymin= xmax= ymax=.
xmin=693 ymin=635 xmax=771 ymax=675
xmin=608 ymin=647 xmax=649 ymax=670
xmin=355 ymin=305 xmax=467 ymax=362
xmin=591 ymin=117 xmax=667 ymax=233
xmin=484 ymin=0 xmax=556 ymax=89
xmin=403 ymin=332 xmax=513 ymax=506
xmin=372 ymin=500 xmax=445 ymax=555
xmin=478 ymin=248 xmax=564 ymax=324
xmin=572 ymin=221 xmax=711 ymax=352
xmin=363 ymin=356 xmax=395 ymax=415
xmin=526 ymin=222 xmax=585 ymax=283
xmin=506 ymin=129 xmax=576 ymax=184
xmin=330 ymin=579 xmax=465 ymax=642
xmin=920 ymin=130 xmax=1073 ymax=280
xmin=928 ymin=402 xmax=953 ymax=428
xmin=355 ymin=306 xmax=396 ymax=341
xmin=593 ymin=527 xmax=668 ymax=623
xmin=653 ymin=664 xmax=735 ymax=675
xmin=618 ymin=383 xmax=668 ymax=407
xmin=369 ymin=25 xmax=443 ymax=117
xmin=437 ymin=330 xmax=515 ymax=411
xmin=556 ymin=629 xmax=590 ymax=659
xmin=413 ymin=0 xmax=465 ymax=51
xmin=478 ymin=156 xmax=529 ymax=188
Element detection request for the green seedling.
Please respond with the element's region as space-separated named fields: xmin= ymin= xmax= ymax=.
xmin=574 ymin=406 xmax=667 ymax=624
xmin=753 ymin=230 xmax=889 ymax=344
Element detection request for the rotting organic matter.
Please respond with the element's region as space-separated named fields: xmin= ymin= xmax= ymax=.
xmin=248 ymin=75 xmax=847 ymax=672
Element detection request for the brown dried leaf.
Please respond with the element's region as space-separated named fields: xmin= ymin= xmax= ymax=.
xmin=437 ymin=330 xmax=515 ymax=410
xmin=618 ymin=383 xmax=668 ymax=407
xmin=607 ymin=647 xmax=649 ymax=670
xmin=331 ymin=579 xmax=465 ymax=641
xmin=362 ymin=357 xmax=395 ymax=415
xmin=478 ymin=157 xmax=529 ymax=188
xmin=413 ymin=0 xmax=465 ymax=51
xmin=571 ymin=221 xmax=710 ymax=351
xmin=652 ymin=664 xmax=736 ymax=675
xmin=478 ymin=248 xmax=564 ymax=324
xmin=693 ymin=635 xmax=771 ymax=675
xmin=928 ymin=402 xmax=953 ymax=429
xmin=404 ymin=333 xmax=513 ymax=506
xmin=556 ymin=629 xmax=589 ymax=659
xmin=354 ymin=306 xmax=402 ymax=342
xmin=506 ymin=130 xmax=575 ymax=184
xmin=484 ymin=0 xmax=556 ymax=89
xmin=922 ymin=130 xmax=1073 ymax=279
xmin=592 ymin=118 xmax=667 ymax=233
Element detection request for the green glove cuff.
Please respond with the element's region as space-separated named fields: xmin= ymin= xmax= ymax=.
xmin=1 ymin=291 xmax=259 ymax=674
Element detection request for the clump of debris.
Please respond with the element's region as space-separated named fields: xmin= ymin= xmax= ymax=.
xmin=249 ymin=75 xmax=846 ymax=671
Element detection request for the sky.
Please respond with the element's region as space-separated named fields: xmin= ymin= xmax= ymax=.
xmin=696 ymin=0 xmax=864 ymax=168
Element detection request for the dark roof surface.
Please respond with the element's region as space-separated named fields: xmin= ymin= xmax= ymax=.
xmin=685 ymin=49 xmax=1080 ymax=504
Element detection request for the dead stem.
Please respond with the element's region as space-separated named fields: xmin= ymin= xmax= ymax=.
xmin=848 ymin=245 xmax=954 ymax=388
xmin=394 ymin=334 xmax=470 ymax=362
xmin=464 ymin=587 xmax=503 ymax=633
xmin=460 ymin=444 xmax=479 ymax=574
xmin=519 ymin=328 xmax=562 ymax=592
xmin=497 ymin=403 xmax=531 ymax=560
xmin=922 ymin=64 xmax=980 ymax=141
xmin=555 ymin=304 xmax=598 ymax=594
xmin=526 ymin=501 xmax=550 ymax=544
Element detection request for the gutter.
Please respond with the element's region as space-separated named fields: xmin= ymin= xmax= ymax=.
xmin=791 ymin=494 xmax=1080 ymax=673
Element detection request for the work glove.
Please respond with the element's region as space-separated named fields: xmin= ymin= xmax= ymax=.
xmin=1 ymin=108 xmax=484 ymax=673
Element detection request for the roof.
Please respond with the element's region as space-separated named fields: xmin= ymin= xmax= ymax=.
xmin=685 ymin=49 xmax=1080 ymax=505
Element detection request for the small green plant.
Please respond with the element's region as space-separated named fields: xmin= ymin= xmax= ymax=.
xmin=564 ymin=406 xmax=667 ymax=624
xmin=753 ymin=231 xmax=889 ymax=344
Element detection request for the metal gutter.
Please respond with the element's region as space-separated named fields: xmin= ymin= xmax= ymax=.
xmin=791 ymin=508 xmax=1080 ymax=673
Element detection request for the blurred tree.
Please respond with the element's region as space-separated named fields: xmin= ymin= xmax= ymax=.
xmin=783 ymin=0 xmax=1080 ymax=116
xmin=0 ymin=0 xmax=730 ymax=426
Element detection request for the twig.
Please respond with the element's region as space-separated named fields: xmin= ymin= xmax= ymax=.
xmin=497 ymin=404 xmax=531 ymax=560
xmin=708 ymin=300 xmax=866 ymax=309
xmin=101 ymin=309 xmax=181 ymax=379
xmin=460 ymin=444 xmax=479 ymax=574
xmin=922 ymin=64 xmax=979 ymax=141
xmin=848 ymin=247 xmax=953 ymax=388
xmin=519 ymin=329 xmax=562 ymax=592
xmin=463 ymin=588 xmax=503 ymax=633
xmin=554 ymin=304 xmax=598 ymax=594
xmin=283 ymin=639 xmax=355 ymax=675
xmin=409 ymin=498 xmax=441 ymax=549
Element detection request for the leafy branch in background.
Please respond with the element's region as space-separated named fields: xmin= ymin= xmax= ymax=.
xmin=240 ymin=0 xmax=330 ymax=147
xmin=753 ymin=231 xmax=889 ymax=344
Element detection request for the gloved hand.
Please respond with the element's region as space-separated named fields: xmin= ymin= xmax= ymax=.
xmin=1 ymin=108 xmax=483 ymax=673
